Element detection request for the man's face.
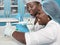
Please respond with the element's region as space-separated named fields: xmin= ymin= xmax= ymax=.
xmin=36 ymin=11 xmax=50 ymax=25
xmin=26 ymin=2 xmax=39 ymax=17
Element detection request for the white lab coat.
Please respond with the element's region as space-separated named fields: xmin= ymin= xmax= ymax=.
xmin=27 ymin=23 xmax=45 ymax=32
xmin=26 ymin=17 xmax=45 ymax=32
xmin=25 ymin=20 xmax=60 ymax=45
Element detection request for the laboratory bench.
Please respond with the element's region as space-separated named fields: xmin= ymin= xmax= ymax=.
xmin=0 ymin=18 xmax=25 ymax=45
xmin=0 ymin=26 xmax=25 ymax=45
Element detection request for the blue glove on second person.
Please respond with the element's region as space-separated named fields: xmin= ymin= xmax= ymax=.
xmin=16 ymin=24 xmax=29 ymax=32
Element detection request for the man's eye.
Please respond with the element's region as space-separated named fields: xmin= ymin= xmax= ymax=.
xmin=37 ymin=13 xmax=40 ymax=15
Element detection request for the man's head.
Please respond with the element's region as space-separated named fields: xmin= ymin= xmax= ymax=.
xmin=26 ymin=1 xmax=42 ymax=17
xmin=36 ymin=10 xmax=51 ymax=25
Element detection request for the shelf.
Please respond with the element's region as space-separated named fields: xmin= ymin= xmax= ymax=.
xmin=0 ymin=18 xmax=19 ymax=22
xmin=0 ymin=5 xmax=4 ymax=7
xmin=11 ymin=5 xmax=18 ymax=7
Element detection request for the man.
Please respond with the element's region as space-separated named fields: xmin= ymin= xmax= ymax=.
xmin=26 ymin=1 xmax=45 ymax=32
xmin=4 ymin=0 xmax=60 ymax=45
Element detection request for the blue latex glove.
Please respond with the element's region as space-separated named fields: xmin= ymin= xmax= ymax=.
xmin=16 ymin=24 xmax=29 ymax=32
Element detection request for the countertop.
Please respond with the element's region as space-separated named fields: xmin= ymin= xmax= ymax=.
xmin=0 ymin=26 xmax=25 ymax=45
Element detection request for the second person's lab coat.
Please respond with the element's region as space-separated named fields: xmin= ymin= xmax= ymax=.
xmin=27 ymin=23 xmax=45 ymax=32
xmin=26 ymin=17 xmax=45 ymax=32
xmin=25 ymin=20 xmax=60 ymax=45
